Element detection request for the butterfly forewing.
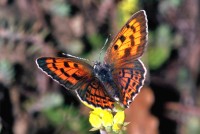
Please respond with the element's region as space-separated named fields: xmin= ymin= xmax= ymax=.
xmin=104 ymin=10 xmax=148 ymax=65
xmin=36 ymin=57 xmax=93 ymax=90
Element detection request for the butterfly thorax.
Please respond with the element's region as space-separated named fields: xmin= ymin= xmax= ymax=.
xmin=93 ymin=62 xmax=122 ymax=102
xmin=93 ymin=62 xmax=113 ymax=82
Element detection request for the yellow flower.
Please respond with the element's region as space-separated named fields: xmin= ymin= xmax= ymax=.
xmin=113 ymin=111 xmax=125 ymax=124
xmin=117 ymin=0 xmax=138 ymax=24
xmin=101 ymin=110 xmax=113 ymax=127
xmin=89 ymin=111 xmax=102 ymax=128
xmin=89 ymin=108 xmax=126 ymax=133
xmin=119 ymin=0 xmax=138 ymax=13
xmin=112 ymin=123 xmax=121 ymax=133
xmin=93 ymin=108 xmax=104 ymax=118
xmin=112 ymin=111 xmax=125 ymax=133
xmin=90 ymin=108 xmax=113 ymax=127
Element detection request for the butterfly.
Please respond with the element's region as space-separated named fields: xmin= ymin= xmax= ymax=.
xmin=36 ymin=10 xmax=148 ymax=111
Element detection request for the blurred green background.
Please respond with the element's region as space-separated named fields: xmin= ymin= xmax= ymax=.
xmin=0 ymin=0 xmax=200 ymax=134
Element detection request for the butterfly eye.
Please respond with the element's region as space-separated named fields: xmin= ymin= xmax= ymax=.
xmin=94 ymin=64 xmax=100 ymax=75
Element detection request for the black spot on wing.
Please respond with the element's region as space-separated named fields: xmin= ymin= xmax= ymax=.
xmin=114 ymin=45 xmax=118 ymax=50
xmin=130 ymin=25 xmax=136 ymax=33
xmin=129 ymin=35 xmax=135 ymax=46
xmin=64 ymin=62 xmax=70 ymax=67
xmin=119 ymin=35 xmax=126 ymax=42
xmin=52 ymin=63 xmax=58 ymax=70
xmin=72 ymin=73 xmax=82 ymax=80
xmin=126 ymin=24 xmax=130 ymax=28
xmin=60 ymin=68 xmax=70 ymax=77
xmin=123 ymin=48 xmax=131 ymax=58
xmin=74 ymin=63 xmax=78 ymax=68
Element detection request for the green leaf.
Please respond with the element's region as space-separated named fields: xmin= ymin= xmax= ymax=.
xmin=43 ymin=106 xmax=92 ymax=134
xmin=148 ymin=25 xmax=172 ymax=70
xmin=88 ymin=34 xmax=104 ymax=49
xmin=0 ymin=60 xmax=14 ymax=85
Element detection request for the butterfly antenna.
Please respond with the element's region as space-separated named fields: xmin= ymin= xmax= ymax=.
xmin=62 ymin=53 xmax=91 ymax=63
xmin=98 ymin=34 xmax=111 ymax=61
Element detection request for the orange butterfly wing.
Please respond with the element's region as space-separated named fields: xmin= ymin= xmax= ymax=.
xmin=104 ymin=10 xmax=148 ymax=65
xmin=104 ymin=10 xmax=148 ymax=108
xmin=76 ymin=78 xmax=114 ymax=109
xmin=36 ymin=56 xmax=114 ymax=109
xmin=112 ymin=60 xmax=146 ymax=107
xmin=36 ymin=57 xmax=93 ymax=90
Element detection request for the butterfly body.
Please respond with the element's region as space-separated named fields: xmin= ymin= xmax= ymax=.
xmin=93 ymin=62 xmax=122 ymax=102
xmin=36 ymin=10 xmax=148 ymax=111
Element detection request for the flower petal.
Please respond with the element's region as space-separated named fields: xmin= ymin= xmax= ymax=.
xmin=112 ymin=123 xmax=121 ymax=133
xmin=113 ymin=111 xmax=125 ymax=124
xmin=102 ymin=110 xmax=113 ymax=127
xmin=89 ymin=112 xmax=102 ymax=128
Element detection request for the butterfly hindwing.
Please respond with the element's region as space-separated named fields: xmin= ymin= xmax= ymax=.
xmin=36 ymin=57 xmax=93 ymax=90
xmin=76 ymin=78 xmax=115 ymax=109
xmin=104 ymin=10 xmax=148 ymax=65
xmin=112 ymin=59 xmax=146 ymax=107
